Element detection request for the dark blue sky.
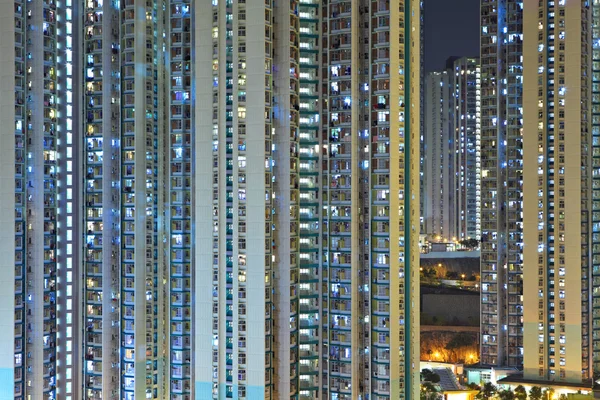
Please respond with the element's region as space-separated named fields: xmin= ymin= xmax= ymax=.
xmin=424 ymin=0 xmax=480 ymax=72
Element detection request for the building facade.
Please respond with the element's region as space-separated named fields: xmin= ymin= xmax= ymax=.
xmin=452 ymin=57 xmax=481 ymax=241
xmin=0 ymin=1 xmax=421 ymax=400
xmin=423 ymin=57 xmax=481 ymax=243
xmin=195 ymin=0 xmax=421 ymax=399
xmin=6 ymin=0 xmax=78 ymax=398
xmin=194 ymin=0 xmax=301 ymax=398
xmin=479 ymin=0 xmax=524 ymax=369
xmin=592 ymin=0 xmax=600 ymax=378
xmin=419 ymin=0 xmax=426 ymax=235
xmin=522 ymin=0 xmax=592 ymax=383
xmin=318 ymin=1 xmax=421 ymax=398
xmin=423 ymin=70 xmax=455 ymax=240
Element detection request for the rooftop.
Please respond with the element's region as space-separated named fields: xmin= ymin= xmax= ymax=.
xmin=497 ymin=373 xmax=593 ymax=391
xmin=433 ymin=368 xmax=462 ymax=391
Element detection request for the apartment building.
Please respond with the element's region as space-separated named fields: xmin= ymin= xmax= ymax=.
xmin=423 ymin=57 xmax=480 ymax=242
xmin=0 ymin=0 xmax=421 ymax=399
xmin=479 ymin=0 xmax=524 ymax=370
xmin=452 ymin=57 xmax=481 ymax=241
xmin=423 ymin=70 xmax=455 ymax=240
xmin=522 ymin=0 xmax=592 ymax=383
xmin=194 ymin=0 xmax=421 ymax=399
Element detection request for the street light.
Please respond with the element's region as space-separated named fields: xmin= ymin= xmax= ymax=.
xmin=461 ymin=274 xmax=466 ymax=280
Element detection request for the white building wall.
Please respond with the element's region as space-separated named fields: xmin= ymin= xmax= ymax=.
xmin=424 ymin=71 xmax=455 ymax=240
xmin=0 ymin=1 xmax=16 ymax=397
xmin=193 ymin=0 xmax=216 ymax=395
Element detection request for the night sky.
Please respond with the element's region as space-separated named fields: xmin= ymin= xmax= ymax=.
xmin=424 ymin=0 xmax=480 ymax=72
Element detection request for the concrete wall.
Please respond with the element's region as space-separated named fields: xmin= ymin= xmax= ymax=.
xmin=421 ymin=294 xmax=479 ymax=325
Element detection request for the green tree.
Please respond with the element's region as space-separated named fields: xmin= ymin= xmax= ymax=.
xmin=529 ymin=386 xmax=543 ymax=400
xmin=498 ymin=389 xmax=515 ymax=400
xmin=446 ymin=333 xmax=476 ymax=349
xmin=542 ymin=388 xmax=555 ymax=400
xmin=421 ymin=369 xmax=440 ymax=383
xmin=475 ymin=382 xmax=497 ymax=400
xmin=446 ymin=271 xmax=459 ymax=279
xmin=514 ymin=385 xmax=527 ymax=400
xmin=445 ymin=332 xmax=477 ymax=361
xmin=459 ymin=238 xmax=480 ymax=249
xmin=420 ymin=382 xmax=441 ymax=400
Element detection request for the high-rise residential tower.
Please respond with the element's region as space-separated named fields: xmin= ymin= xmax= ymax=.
xmin=422 ymin=57 xmax=481 ymax=243
xmin=195 ymin=0 xmax=421 ymax=399
xmin=452 ymin=57 xmax=481 ymax=241
xmin=320 ymin=1 xmax=421 ymax=398
xmin=5 ymin=0 xmax=77 ymax=398
xmin=194 ymin=0 xmax=301 ymax=398
xmin=522 ymin=0 xmax=592 ymax=383
xmin=423 ymin=70 xmax=455 ymax=240
xmin=419 ymin=0 xmax=426 ymax=235
xmin=479 ymin=0 xmax=524 ymax=369
xmin=1 ymin=1 xmax=192 ymax=398
xmin=592 ymin=0 xmax=600 ymax=379
xmin=0 ymin=1 xmax=420 ymax=399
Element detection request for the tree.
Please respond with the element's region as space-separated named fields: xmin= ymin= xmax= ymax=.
xmin=446 ymin=271 xmax=459 ymax=279
xmin=446 ymin=333 xmax=476 ymax=349
xmin=498 ymin=389 xmax=515 ymax=400
xmin=514 ymin=385 xmax=527 ymax=400
xmin=529 ymin=386 xmax=543 ymax=400
xmin=420 ymin=382 xmax=441 ymax=400
xmin=459 ymin=238 xmax=480 ymax=249
xmin=421 ymin=369 xmax=440 ymax=383
xmin=476 ymin=382 xmax=497 ymax=400
xmin=542 ymin=388 xmax=555 ymax=400
xmin=445 ymin=332 xmax=477 ymax=362
xmin=434 ymin=264 xmax=448 ymax=279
